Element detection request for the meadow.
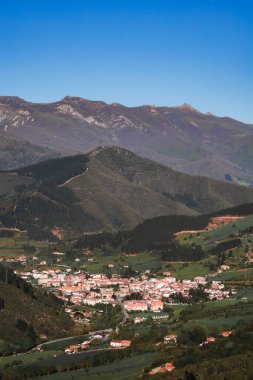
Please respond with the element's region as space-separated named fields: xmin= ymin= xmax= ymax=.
xmin=84 ymin=250 xmax=163 ymax=274
xmin=0 ymin=350 xmax=60 ymax=368
xmin=0 ymin=231 xmax=47 ymax=258
xmin=39 ymin=352 xmax=157 ymax=380
xmin=177 ymin=215 xmax=253 ymax=250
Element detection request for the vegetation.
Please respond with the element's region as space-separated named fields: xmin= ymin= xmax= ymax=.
xmin=0 ymin=230 xmax=47 ymax=258
xmin=17 ymin=155 xmax=88 ymax=186
xmin=40 ymin=353 xmax=157 ymax=380
xmin=1 ymin=148 xmax=253 ymax=239
xmin=0 ymin=264 xmax=73 ymax=355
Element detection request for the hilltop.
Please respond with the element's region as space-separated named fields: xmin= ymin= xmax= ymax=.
xmin=0 ymin=96 xmax=253 ymax=184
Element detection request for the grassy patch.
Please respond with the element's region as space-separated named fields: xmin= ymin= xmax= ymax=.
xmin=0 ymin=231 xmax=47 ymax=258
xmin=0 ymin=350 xmax=60 ymax=367
xmin=85 ymin=250 xmax=163 ymax=274
xmin=40 ymin=352 xmax=157 ymax=380
xmin=177 ymin=215 xmax=253 ymax=250
xmin=168 ymin=262 xmax=210 ymax=280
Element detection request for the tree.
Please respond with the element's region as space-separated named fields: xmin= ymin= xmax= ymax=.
xmin=189 ymin=286 xmax=208 ymax=303
xmin=178 ymin=325 xmax=207 ymax=345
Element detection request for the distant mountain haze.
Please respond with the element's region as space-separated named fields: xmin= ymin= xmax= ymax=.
xmin=0 ymin=96 xmax=253 ymax=185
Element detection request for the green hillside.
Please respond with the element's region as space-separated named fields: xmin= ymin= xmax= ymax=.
xmin=66 ymin=146 xmax=253 ymax=231
xmin=0 ymin=134 xmax=60 ymax=170
xmin=0 ymin=264 xmax=73 ymax=355
xmin=1 ymin=147 xmax=253 ymax=238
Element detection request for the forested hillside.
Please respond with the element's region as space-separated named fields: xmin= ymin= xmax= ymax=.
xmin=1 ymin=148 xmax=253 ymax=239
xmin=0 ymin=264 xmax=73 ymax=355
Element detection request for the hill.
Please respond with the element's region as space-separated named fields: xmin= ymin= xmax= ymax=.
xmin=1 ymin=147 xmax=253 ymax=235
xmin=65 ymin=146 xmax=253 ymax=230
xmin=0 ymin=132 xmax=60 ymax=169
xmin=0 ymin=264 xmax=73 ymax=355
xmin=120 ymin=203 xmax=253 ymax=253
xmin=0 ymin=96 xmax=253 ymax=184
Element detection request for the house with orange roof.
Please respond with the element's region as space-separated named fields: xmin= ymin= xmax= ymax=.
xmin=220 ymin=330 xmax=235 ymax=338
xmin=110 ymin=339 xmax=131 ymax=348
xmin=149 ymin=362 xmax=175 ymax=375
xmin=200 ymin=337 xmax=216 ymax=346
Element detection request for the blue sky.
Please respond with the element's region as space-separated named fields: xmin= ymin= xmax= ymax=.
xmin=0 ymin=0 xmax=252 ymax=123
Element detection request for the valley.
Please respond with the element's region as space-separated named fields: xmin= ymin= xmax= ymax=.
xmin=2 ymin=1 xmax=252 ymax=379
xmin=1 ymin=196 xmax=253 ymax=379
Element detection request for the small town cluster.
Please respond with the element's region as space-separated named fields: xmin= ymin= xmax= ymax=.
xmin=19 ymin=267 xmax=231 ymax=311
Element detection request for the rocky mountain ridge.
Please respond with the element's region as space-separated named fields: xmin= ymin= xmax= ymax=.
xmin=0 ymin=96 xmax=253 ymax=185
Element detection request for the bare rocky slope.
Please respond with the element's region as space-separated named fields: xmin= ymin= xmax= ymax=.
xmin=0 ymin=96 xmax=253 ymax=184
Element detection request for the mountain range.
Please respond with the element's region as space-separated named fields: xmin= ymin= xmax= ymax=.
xmin=0 ymin=96 xmax=253 ymax=185
xmin=1 ymin=146 xmax=253 ymax=235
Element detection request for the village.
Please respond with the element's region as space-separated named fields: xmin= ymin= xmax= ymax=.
xmin=18 ymin=265 xmax=231 ymax=311
xmin=18 ymin=265 xmax=235 ymax=376
xmin=0 ymin=228 xmax=249 ymax=378
xmin=0 ymin=249 xmax=238 ymax=377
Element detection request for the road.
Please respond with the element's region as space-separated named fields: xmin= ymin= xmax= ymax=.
xmin=58 ymin=167 xmax=89 ymax=188
xmin=31 ymin=328 xmax=113 ymax=352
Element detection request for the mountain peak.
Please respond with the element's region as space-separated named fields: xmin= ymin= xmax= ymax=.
xmin=61 ymin=96 xmax=107 ymax=107
xmin=88 ymin=145 xmax=128 ymax=158
xmin=176 ymin=103 xmax=199 ymax=112
xmin=0 ymin=96 xmax=26 ymax=106
xmin=62 ymin=96 xmax=85 ymax=102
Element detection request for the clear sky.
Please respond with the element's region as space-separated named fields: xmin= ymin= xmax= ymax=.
xmin=0 ymin=0 xmax=252 ymax=123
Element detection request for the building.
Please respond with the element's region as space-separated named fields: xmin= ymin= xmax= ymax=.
xmin=123 ymin=300 xmax=148 ymax=312
xmin=110 ymin=340 xmax=131 ymax=348
xmin=149 ymin=362 xmax=175 ymax=375
xmin=65 ymin=345 xmax=80 ymax=354
xmin=81 ymin=341 xmax=90 ymax=349
xmin=149 ymin=300 xmax=164 ymax=312
xmin=194 ymin=276 xmax=207 ymax=285
xmin=164 ymin=334 xmax=177 ymax=344
xmin=220 ymin=330 xmax=235 ymax=338
xmin=134 ymin=317 xmax=147 ymax=324
xmin=200 ymin=337 xmax=216 ymax=346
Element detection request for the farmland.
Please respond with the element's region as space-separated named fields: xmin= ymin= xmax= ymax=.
xmin=38 ymin=352 xmax=156 ymax=380
xmin=0 ymin=231 xmax=47 ymax=258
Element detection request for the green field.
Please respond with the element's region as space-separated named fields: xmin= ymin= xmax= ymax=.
xmin=168 ymin=262 xmax=211 ymax=280
xmin=0 ymin=231 xmax=47 ymax=258
xmin=212 ymin=268 xmax=253 ymax=282
xmin=84 ymin=250 xmax=163 ymax=274
xmin=39 ymin=352 xmax=156 ymax=380
xmin=182 ymin=316 xmax=247 ymax=333
xmin=177 ymin=298 xmax=253 ymax=334
xmin=0 ymin=350 xmax=60 ymax=367
xmin=177 ymin=215 xmax=253 ymax=250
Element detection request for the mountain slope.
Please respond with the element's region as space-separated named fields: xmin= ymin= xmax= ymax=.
xmin=65 ymin=146 xmax=253 ymax=231
xmin=0 ymin=265 xmax=73 ymax=354
xmin=0 ymin=96 xmax=253 ymax=183
xmin=0 ymin=132 xmax=60 ymax=169
xmin=1 ymin=147 xmax=253 ymax=235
